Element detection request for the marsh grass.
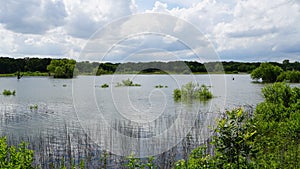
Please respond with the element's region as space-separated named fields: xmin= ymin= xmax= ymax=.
xmin=173 ymin=82 xmax=213 ymax=101
xmin=116 ymin=78 xmax=141 ymax=87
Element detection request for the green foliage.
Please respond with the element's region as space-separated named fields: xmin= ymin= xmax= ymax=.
xmin=253 ymin=83 xmax=300 ymax=168
xmin=101 ymin=83 xmax=109 ymax=88
xmin=124 ymin=154 xmax=156 ymax=169
xmin=251 ymin=63 xmax=283 ymax=83
xmin=277 ymin=70 xmax=300 ymax=83
xmin=0 ymin=137 xmax=34 ymax=169
xmin=173 ymin=82 xmax=213 ymax=101
xmin=2 ymin=89 xmax=15 ymax=96
xmin=47 ymin=59 xmax=76 ymax=78
xmin=116 ymin=78 xmax=141 ymax=87
xmin=155 ymin=85 xmax=168 ymax=88
xmin=29 ymin=105 xmax=38 ymax=110
xmin=174 ymin=108 xmax=256 ymax=169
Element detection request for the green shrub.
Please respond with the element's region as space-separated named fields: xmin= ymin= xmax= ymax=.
xmin=0 ymin=137 xmax=34 ymax=169
xmin=173 ymin=82 xmax=213 ymax=101
xmin=277 ymin=70 xmax=300 ymax=83
xmin=2 ymin=89 xmax=15 ymax=96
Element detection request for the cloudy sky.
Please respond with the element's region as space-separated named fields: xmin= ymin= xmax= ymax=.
xmin=0 ymin=0 xmax=299 ymax=62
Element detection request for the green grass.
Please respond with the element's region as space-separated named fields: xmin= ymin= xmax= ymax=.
xmin=0 ymin=71 xmax=49 ymax=77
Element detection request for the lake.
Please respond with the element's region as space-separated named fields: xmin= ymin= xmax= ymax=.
xmin=0 ymin=74 xmax=268 ymax=167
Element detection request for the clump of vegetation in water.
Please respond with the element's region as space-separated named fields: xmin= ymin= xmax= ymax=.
xmin=47 ymin=59 xmax=76 ymax=78
xmin=155 ymin=85 xmax=168 ymax=88
xmin=101 ymin=83 xmax=109 ymax=88
xmin=173 ymin=82 xmax=213 ymax=101
xmin=62 ymin=84 xmax=67 ymax=87
xmin=2 ymin=89 xmax=16 ymax=96
xmin=116 ymin=78 xmax=141 ymax=87
xmin=29 ymin=105 xmax=38 ymax=110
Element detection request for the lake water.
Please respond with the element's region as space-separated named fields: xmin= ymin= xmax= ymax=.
xmin=0 ymin=74 xmax=269 ymax=165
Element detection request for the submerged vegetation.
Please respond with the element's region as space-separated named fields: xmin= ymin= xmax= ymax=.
xmin=155 ymin=85 xmax=168 ymax=88
xmin=173 ymin=82 xmax=213 ymax=101
xmin=2 ymin=89 xmax=16 ymax=96
xmin=116 ymin=78 xmax=141 ymax=87
xmin=46 ymin=59 xmax=76 ymax=78
xmin=251 ymin=62 xmax=300 ymax=83
xmin=101 ymin=83 xmax=109 ymax=88
xmin=29 ymin=105 xmax=38 ymax=110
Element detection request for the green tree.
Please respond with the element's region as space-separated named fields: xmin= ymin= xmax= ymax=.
xmin=47 ymin=59 xmax=76 ymax=78
xmin=251 ymin=63 xmax=283 ymax=83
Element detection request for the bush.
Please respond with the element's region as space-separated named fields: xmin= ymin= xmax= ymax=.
xmin=277 ymin=70 xmax=300 ymax=83
xmin=174 ymin=108 xmax=256 ymax=169
xmin=0 ymin=137 xmax=34 ymax=169
xmin=251 ymin=63 xmax=283 ymax=83
xmin=2 ymin=89 xmax=15 ymax=96
xmin=173 ymin=82 xmax=213 ymax=101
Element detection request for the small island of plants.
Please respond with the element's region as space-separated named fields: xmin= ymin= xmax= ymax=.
xmin=101 ymin=83 xmax=109 ymax=88
xmin=173 ymin=82 xmax=213 ymax=101
xmin=155 ymin=85 xmax=168 ymax=88
xmin=2 ymin=89 xmax=16 ymax=96
xmin=116 ymin=78 xmax=141 ymax=87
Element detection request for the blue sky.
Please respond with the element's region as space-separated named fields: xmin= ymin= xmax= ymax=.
xmin=0 ymin=0 xmax=299 ymax=62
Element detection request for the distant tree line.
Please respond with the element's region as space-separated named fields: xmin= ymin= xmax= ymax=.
xmin=0 ymin=57 xmax=51 ymax=74
xmin=96 ymin=60 xmax=300 ymax=75
xmin=1 ymin=57 xmax=300 ymax=76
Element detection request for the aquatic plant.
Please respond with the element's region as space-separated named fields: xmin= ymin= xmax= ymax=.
xmin=116 ymin=78 xmax=141 ymax=87
xmin=173 ymin=82 xmax=213 ymax=101
xmin=2 ymin=89 xmax=16 ymax=96
xmin=155 ymin=85 xmax=168 ymax=88
xmin=101 ymin=83 xmax=109 ymax=88
xmin=29 ymin=105 xmax=38 ymax=110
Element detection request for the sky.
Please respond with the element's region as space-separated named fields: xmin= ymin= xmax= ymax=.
xmin=0 ymin=0 xmax=299 ymax=62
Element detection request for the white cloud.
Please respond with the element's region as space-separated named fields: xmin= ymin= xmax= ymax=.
xmin=0 ymin=0 xmax=67 ymax=34
xmin=0 ymin=0 xmax=300 ymax=61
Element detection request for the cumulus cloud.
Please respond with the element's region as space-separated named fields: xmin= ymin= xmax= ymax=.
xmin=0 ymin=0 xmax=300 ymax=61
xmin=64 ymin=0 xmax=136 ymax=39
xmin=0 ymin=0 xmax=67 ymax=34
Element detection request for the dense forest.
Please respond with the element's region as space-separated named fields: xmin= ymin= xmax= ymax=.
xmin=0 ymin=57 xmax=300 ymax=76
